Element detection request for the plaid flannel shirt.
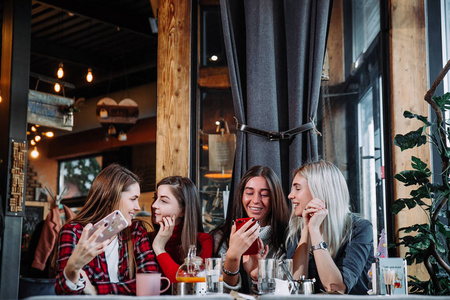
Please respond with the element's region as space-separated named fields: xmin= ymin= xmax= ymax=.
xmin=55 ymin=221 xmax=159 ymax=295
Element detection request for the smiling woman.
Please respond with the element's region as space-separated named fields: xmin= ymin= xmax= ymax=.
xmin=53 ymin=163 xmax=159 ymax=295
xmin=210 ymin=165 xmax=291 ymax=294
xmin=149 ymin=176 xmax=213 ymax=283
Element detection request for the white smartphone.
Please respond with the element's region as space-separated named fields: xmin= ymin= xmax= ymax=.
xmin=88 ymin=210 xmax=129 ymax=243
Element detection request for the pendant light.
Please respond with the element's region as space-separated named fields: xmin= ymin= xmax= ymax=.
xmin=57 ymin=62 xmax=64 ymax=78
xmin=86 ymin=68 xmax=93 ymax=82
xmin=30 ymin=147 xmax=39 ymax=158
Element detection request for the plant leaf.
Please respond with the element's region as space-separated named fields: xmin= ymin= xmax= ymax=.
xmin=403 ymin=110 xmax=432 ymax=125
xmin=391 ymin=199 xmax=411 ymax=214
xmin=411 ymin=156 xmax=431 ymax=175
xmin=394 ymin=128 xmax=427 ymax=151
xmin=394 ymin=170 xmax=430 ymax=186
xmin=433 ymin=92 xmax=450 ymax=111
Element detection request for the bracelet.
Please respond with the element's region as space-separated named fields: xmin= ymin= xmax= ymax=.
xmin=222 ymin=266 xmax=240 ymax=276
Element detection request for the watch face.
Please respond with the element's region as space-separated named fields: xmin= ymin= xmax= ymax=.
xmin=320 ymin=241 xmax=328 ymax=249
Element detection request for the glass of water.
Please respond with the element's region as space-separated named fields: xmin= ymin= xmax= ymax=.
xmin=205 ymin=258 xmax=223 ymax=294
xmin=258 ymin=258 xmax=276 ymax=294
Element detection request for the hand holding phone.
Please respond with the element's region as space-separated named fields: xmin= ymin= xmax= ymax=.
xmin=235 ymin=217 xmax=259 ymax=255
xmin=88 ymin=210 xmax=128 ymax=243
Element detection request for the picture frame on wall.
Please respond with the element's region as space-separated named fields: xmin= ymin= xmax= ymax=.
xmin=58 ymin=155 xmax=103 ymax=206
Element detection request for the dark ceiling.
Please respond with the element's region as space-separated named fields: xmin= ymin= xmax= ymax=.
xmin=1 ymin=0 xmax=158 ymax=101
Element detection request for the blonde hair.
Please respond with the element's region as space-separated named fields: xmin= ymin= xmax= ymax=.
xmin=287 ymin=160 xmax=352 ymax=258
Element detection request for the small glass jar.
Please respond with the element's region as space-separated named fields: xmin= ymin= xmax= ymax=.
xmin=175 ymin=245 xmax=206 ymax=283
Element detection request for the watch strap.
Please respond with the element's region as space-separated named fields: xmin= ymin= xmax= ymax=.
xmin=310 ymin=241 xmax=327 ymax=252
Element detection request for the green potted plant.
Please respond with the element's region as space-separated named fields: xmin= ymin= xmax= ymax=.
xmin=392 ymin=60 xmax=450 ymax=295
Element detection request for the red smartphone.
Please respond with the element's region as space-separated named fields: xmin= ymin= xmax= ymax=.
xmin=88 ymin=210 xmax=129 ymax=243
xmin=235 ymin=217 xmax=259 ymax=255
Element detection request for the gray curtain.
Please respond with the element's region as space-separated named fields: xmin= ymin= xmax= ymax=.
xmin=220 ymin=0 xmax=332 ymax=193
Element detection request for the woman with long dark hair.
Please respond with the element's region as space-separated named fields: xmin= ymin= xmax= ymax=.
xmin=211 ymin=165 xmax=291 ymax=293
xmin=150 ymin=176 xmax=213 ymax=283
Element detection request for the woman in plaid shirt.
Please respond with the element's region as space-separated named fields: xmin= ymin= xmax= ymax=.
xmin=54 ymin=163 xmax=159 ymax=295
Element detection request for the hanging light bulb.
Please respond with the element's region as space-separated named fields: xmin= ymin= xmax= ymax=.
xmin=108 ymin=125 xmax=117 ymax=135
xmin=44 ymin=131 xmax=54 ymax=138
xmin=86 ymin=68 xmax=93 ymax=82
xmin=30 ymin=140 xmax=36 ymax=146
xmin=57 ymin=62 xmax=64 ymax=78
xmin=118 ymin=131 xmax=127 ymax=141
xmin=31 ymin=126 xmax=37 ymax=132
xmin=34 ymin=135 xmax=41 ymax=142
xmin=100 ymin=108 xmax=108 ymax=119
xmin=31 ymin=147 xmax=39 ymax=158
xmin=54 ymin=83 xmax=61 ymax=92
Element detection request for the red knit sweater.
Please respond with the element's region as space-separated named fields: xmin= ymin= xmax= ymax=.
xmin=155 ymin=225 xmax=213 ymax=283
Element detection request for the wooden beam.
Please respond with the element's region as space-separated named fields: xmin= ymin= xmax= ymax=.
xmin=327 ymin=0 xmax=344 ymax=85
xmin=156 ymin=0 xmax=191 ymax=180
xmin=150 ymin=0 xmax=158 ymax=18
xmin=198 ymin=67 xmax=230 ymax=89
xmin=390 ymin=0 xmax=430 ymax=282
xmin=199 ymin=0 xmax=220 ymax=5
xmin=34 ymin=0 xmax=156 ymax=39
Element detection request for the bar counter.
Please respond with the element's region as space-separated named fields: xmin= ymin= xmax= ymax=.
xmin=23 ymin=294 xmax=450 ymax=300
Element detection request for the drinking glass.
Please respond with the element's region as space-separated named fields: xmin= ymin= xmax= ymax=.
xmin=276 ymin=259 xmax=293 ymax=280
xmin=258 ymin=259 xmax=276 ymax=294
xmin=205 ymin=257 xmax=223 ymax=294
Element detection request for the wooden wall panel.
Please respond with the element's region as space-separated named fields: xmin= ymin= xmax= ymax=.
xmin=198 ymin=67 xmax=230 ymax=89
xmin=47 ymin=117 xmax=156 ymax=159
xmin=156 ymin=0 xmax=191 ymax=181
xmin=327 ymin=0 xmax=344 ymax=85
xmin=390 ymin=0 xmax=430 ymax=281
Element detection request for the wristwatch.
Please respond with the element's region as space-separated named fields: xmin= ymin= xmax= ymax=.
xmin=310 ymin=241 xmax=328 ymax=252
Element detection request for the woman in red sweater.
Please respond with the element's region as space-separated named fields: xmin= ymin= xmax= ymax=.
xmin=150 ymin=176 xmax=213 ymax=283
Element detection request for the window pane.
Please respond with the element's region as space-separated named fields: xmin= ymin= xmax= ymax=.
xmin=197 ymin=90 xmax=235 ymax=232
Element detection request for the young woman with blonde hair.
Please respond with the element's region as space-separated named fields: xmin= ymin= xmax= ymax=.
xmin=287 ymin=160 xmax=374 ymax=295
xmin=54 ymin=163 xmax=159 ymax=295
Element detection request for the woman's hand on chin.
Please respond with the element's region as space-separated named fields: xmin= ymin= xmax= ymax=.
xmin=303 ymin=198 xmax=327 ymax=230
xmin=152 ymin=215 xmax=176 ymax=255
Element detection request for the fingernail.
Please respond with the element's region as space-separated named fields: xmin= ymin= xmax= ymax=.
xmin=232 ymin=220 xmax=235 ymax=225
xmin=257 ymin=220 xmax=260 ymax=224
xmin=251 ymin=218 xmax=255 ymax=221
xmin=104 ymin=223 xmax=108 ymax=227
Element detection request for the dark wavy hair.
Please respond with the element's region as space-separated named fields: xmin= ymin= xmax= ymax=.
xmin=212 ymin=165 xmax=290 ymax=257
xmin=153 ymin=176 xmax=204 ymax=260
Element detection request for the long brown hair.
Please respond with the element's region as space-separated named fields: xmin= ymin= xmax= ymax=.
xmin=153 ymin=176 xmax=204 ymax=259
xmin=66 ymin=163 xmax=141 ymax=278
xmin=212 ymin=165 xmax=290 ymax=256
